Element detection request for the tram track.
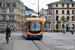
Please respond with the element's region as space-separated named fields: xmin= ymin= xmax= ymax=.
xmin=31 ymin=40 xmax=54 ymax=50
xmin=32 ymin=40 xmax=41 ymax=50
xmin=39 ymin=40 xmax=54 ymax=50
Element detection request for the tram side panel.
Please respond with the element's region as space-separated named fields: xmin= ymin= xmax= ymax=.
xmin=22 ymin=23 xmax=27 ymax=38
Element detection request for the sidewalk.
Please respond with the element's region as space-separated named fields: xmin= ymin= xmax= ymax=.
xmin=44 ymin=32 xmax=71 ymax=34
xmin=0 ymin=34 xmax=5 ymax=41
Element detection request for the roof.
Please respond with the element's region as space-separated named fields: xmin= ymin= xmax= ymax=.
xmin=24 ymin=5 xmax=37 ymax=13
xmin=47 ymin=0 xmax=75 ymax=5
xmin=27 ymin=18 xmax=43 ymax=21
xmin=24 ymin=6 xmax=33 ymax=11
xmin=0 ymin=0 xmax=20 ymax=2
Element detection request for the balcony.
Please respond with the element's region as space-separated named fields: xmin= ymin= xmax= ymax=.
xmin=0 ymin=6 xmax=17 ymax=8
xmin=0 ymin=20 xmax=16 ymax=22
xmin=17 ymin=21 xmax=21 ymax=23
xmin=11 ymin=13 xmax=15 ymax=15
xmin=1 ymin=13 xmax=15 ymax=15
xmin=8 ymin=13 xmax=15 ymax=15
xmin=8 ymin=20 xmax=16 ymax=22
xmin=1 ymin=13 xmax=6 ymax=15
xmin=17 ymin=14 xmax=21 ymax=16
xmin=66 ymin=14 xmax=70 ymax=15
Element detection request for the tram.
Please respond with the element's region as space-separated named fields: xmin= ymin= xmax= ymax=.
xmin=22 ymin=18 xmax=43 ymax=39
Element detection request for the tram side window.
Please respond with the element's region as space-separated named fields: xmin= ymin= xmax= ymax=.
xmin=28 ymin=22 xmax=31 ymax=31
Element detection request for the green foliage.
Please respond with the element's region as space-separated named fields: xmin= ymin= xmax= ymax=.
xmin=60 ymin=17 xmax=69 ymax=23
xmin=54 ymin=30 xmax=62 ymax=32
xmin=44 ymin=21 xmax=47 ymax=25
xmin=66 ymin=29 xmax=70 ymax=32
xmin=61 ymin=17 xmax=65 ymax=21
xmin=44 ymin=21 xmax=47 ymax=28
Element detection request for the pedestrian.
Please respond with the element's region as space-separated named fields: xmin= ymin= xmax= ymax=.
xmin=5 ymin=26 xmax=11 ymax=40
xmin=63 ymin=29 xmax=65 ymax=34
xmin=71 ymin=29 xmax=74 ymax=34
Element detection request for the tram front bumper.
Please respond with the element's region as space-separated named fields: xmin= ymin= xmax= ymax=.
xmin=27 ymin=35 xmax=43 ymax=39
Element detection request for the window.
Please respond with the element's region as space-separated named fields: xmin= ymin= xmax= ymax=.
xmin=72 ymin=4 xmax=74 ymax=7
xmin=0 ymin=3 xmax=2 ymax=7
xmin=28 ymin=21 xmax=41 ymax=33
xmin=3 ymin=9 xmax=5 ymax=13
xmin=7 ymin=23 xmax=9 ymax=26
xmin=12 ymin=9 xmax=14 ymax=13
xmin=10 ymin=23 xmax=14 ymax=28
xmin=9 ymin=9 xmax=11 ymax=13
xmin=62 ymin=4 xmax=64 ymax=7
xmin=0 ymin=23 xmax=5 ymax=28
xmin=67 ymin=16 xmax=69 ymax=21
xmin=49 ymin=11 xmax=50 ymax=14
xmin=9 ymin=16 xmax=11 ymax=20
xmin=7 ymin=3 xmax=10 ymax=7
xmin=67 ymin=10 xmax=69 ymax=14
xmin=48 ymin=5 xmax=50 ymax=9
xmin=72 ymin=16 xmax=74 ymax=21
xmin=72 ymin=10 xmax=74 ymax=14
xmin=12 ymin=16 xmax=14 ymax=20
xmin=67 ymin=3 xmax=69 ymax=8
xmin=56 ymin=16 xmax=58 ymax=21
xmin=3 ymin=3 xmax=5 ymax=7
xmin=56 ymin=10 xmax=58 ymax=14
xmin=13 ymin=3 xmax=16 ymax=7
xmin=3 ymin=16 xmax=6 ymax=20
xmin=9 ymin=16 xmax=14 ymax=20
xmin=62 ymin=24 xmax=64 ymax=28
xmin=49 ymin=5 xmax=51 ymax=8
xmin=62 ymin=10 xmax=64 ymax=14
xmin=56 ymin=4 xmax=58 ymax=7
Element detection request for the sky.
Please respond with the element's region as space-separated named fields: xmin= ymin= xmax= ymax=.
xmin=21 ymin=0 xmax=75 ymax=12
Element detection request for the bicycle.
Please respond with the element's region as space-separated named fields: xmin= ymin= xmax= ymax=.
xmin=6 ymin=34 xmax=10 ymax=44
xmin=7 ymin=36 xmax=9 ymax=44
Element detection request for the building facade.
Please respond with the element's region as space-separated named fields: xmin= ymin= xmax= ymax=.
xmin=47 ymin=0 xmax=75 ymax=31
xmin=39 ymin=8 xmax=47 ymax=23
xmin=0 ymin=0 xmax=25 ymax=31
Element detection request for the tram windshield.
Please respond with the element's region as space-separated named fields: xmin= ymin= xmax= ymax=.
xmin=28 ymin=21 xmax=41 ymax=33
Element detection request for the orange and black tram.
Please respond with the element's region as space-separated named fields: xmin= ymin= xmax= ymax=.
xmin=22 ymin=18 xmax=43 ymax=39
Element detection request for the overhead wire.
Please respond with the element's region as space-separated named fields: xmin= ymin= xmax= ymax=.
xmin=31 ymin=0 xmax=36 ymax=8
xmin=27 ymin=0 xmax=36 ymax=16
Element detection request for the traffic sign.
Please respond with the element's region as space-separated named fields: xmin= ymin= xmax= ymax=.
xmin=47 ymin=19 xmax=52 ymax=21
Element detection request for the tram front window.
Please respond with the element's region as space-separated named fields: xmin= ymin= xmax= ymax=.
xmin=28 ymin=21 xmax=41 ymax=33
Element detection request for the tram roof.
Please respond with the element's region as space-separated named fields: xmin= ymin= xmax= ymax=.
xmin=27 ymin=18 xmax=43 ymax=21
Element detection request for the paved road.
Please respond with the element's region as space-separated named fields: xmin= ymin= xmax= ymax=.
xmin=0 ymin=34 xmax=5 ymax=41
xmin=0 ymin=32 xmax=75 ymax=50
xmin=0 ymin=34 xmax=5 ymax=47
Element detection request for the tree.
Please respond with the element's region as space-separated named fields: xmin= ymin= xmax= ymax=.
xmin=60 ymin=17 xmax=69 ymax=33
xmin=44 ymin=20 xmax=47 ymax=28
xmin=60 ymin=17 xmax=69 ymax=24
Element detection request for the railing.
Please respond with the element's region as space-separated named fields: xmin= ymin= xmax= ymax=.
xmin=0 ymin=6 xmax=17 ymax=8
xmin=0 ymin=20 xmax=16 ymax=22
